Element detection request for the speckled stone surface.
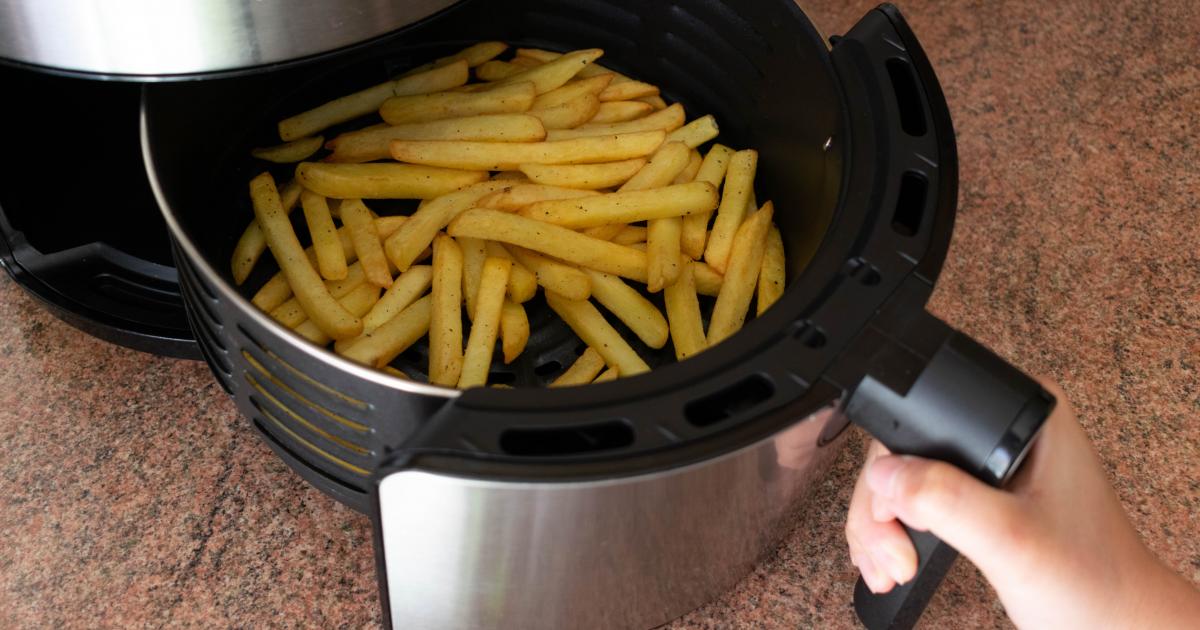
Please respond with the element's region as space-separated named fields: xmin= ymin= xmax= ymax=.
xmin=1 ymin=1 xmax=1197 ymax=628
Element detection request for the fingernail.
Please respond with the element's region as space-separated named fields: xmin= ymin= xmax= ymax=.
xmin=866 ymin=455 xmax=907 ymax=499
xmin=857 ymin=550 xmax=889 ymax=594
xmin=876 ymin=538 xmax=916 ymax=585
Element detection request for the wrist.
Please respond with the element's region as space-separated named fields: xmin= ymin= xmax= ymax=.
xmin=1117 ymin=551 xmax=1200 ymax=629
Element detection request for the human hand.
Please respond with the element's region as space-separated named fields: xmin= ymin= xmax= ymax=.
xmin=845 ymin=379 xmax=1200 ymax=628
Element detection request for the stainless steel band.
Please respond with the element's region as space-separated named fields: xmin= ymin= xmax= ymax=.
xmin=0 ymin=0 xmax=460 ymax=78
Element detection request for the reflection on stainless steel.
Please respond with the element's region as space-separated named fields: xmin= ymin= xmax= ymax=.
xmin=378 ymin=405 xmax=849 ymax=630
xmin=0 ymin=0 xmax=459 ymax=77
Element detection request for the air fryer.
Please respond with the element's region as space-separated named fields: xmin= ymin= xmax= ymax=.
xmin=2 ymin=2 xmax=1053 ymax=629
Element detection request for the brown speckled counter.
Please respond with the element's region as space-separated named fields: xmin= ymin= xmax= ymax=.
xmin=1 ymin=1 xmax=1197 ymax=628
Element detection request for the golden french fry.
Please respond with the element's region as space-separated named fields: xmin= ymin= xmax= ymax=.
xmin=599 ymin=80 xmax=659 ymax=102
xmin=514 ymin=48 xmax=561 ymax=63
xmin=665 ymin=114 xmax=720 ymax=148
xmin=521 ymin=181 xmax=717 ymax=229
xmin=590 ymin=101 xmax=654 ymax=124
xmin=252 ymin=136 xmax=323 ymax=163
xmin=325 ymin=115 xmax=547 ymax=163
xmin=515 ymin=48 xmax=631 ymax=84
xmin=646 ymin=217 xmax=683 ymax=292
xmin=300 ymin=190 xmax=347 ymax=281
xmin=459 ymin=257 xmax=513 ymax=388
xmin=339 ymin=199 xmax=392 ymax=288
xmin=532 ymin=75 xmax=614 ymax=110
xmin=708 ymin=203 xmax=774 ymax=346
xmin=704 ymin=149 xmax=758 ymax=273
xmin=403 ymin=42 xmax=508 ymax=76
xmin=507 ymin=247 xmax=591 ymax=300
xmin=519 ymin=158 xmax=646 ymax=190
xmin=593 ymin=367 xmax=619 ymax=383
xmin=478 ymin=184 xmax=601 ymax=211
xmin=582 ymin=224 xmax=627 ymax=242
xmin=674 ymin=150 xmax=703 ymax=184
xmin=232 ymin=179 xmax=302 ymax=285
xmin=279 ymin=60 xmax=469 ymax=141
xmin=681 ymin=144 xmax=735 ymax=259
xmin=510 ymin=56 xmax=542 ymax=68
xmin=459 ymin=236 xmax=488 ymax=319
xmin=484 ymin=242 xmax=537 ymax=303
xmin=664 ymin=260 xmax=706 ymax=360
xmin=526 ymin=93 xmax=601 ymax=130
xmin=362 ymin=265 xmax=433 ymax=332
xmin=757 ymin=226 xmax=785 ymax=316
xmin=390 ymin=130 xmax=667 ymax=171
xmin=292 ymin=283 xmax=380 ymax=345
xmin=250 ymin=173 xmax=361 ymax=340
xmin=612 ymin=226 xmax=647 ymax=245
xmin=545 ymin=292 xmax=649 ymax=376
xmin=499 ymin=300 xmax=530 ymax=364
xmin=429 ymin=234 xmax=465 ymax=386
xmin=271 ymin=262 xmax=367 ymax=328
xmin=637 ymin=95 xmax=668 ymax=110
xmin=382 ymin=366 xmax=410 ymax=379
xmin=618 ymin=141 xmax=691 ymax=192
xmin=383 ymin=181 xmax=508 ymax=272
xmin=692 ymin=261 xmax=723 ymax=297
xmin=340 ymin=296 xmax=432 ymax=367
xmin=551 ymin=347 xmax=606 ymax=386
xmin=296 ymin=162 xmax=488 ymax=200
xmin=451 ymin=210 xmax=649 ymax=282
xmin=582 ymin=269 xmax=669 ymax=348
xmin=491 ymin=49 xmax=604 ymax=94
xmin=380 ymin=81 xmax=536 ymax=125
xmin=491 ymin=171 xmax=528 ymax=181
xmin=476 ymin=60 xmax=524 ymax=81
xmin=546 ymin=103 xmax=685 ymax=141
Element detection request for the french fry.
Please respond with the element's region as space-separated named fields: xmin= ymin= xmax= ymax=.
xmin=708 ymin=203 xmax=774 ymax=346
xmin=249 ymin=173 xmax=361 ymax=340
xmin=692 ymin=261 xmax=724 ymax=297
xmin=339 ymin=199 xmax=392 ymax=288
xmin=681 ymin=144 xmax=735 ymax=259
xmin=582 ymin=224 xmax=629 ymax=242
xmin=270 ymin=263 xmax=367 ymax=328
xmin=403 ymin=42 xmax=508 ymax=76
xmin=532 ymin=75 xmax=613 ymax=110
xmin=478 ymin=184 xmax=600 ymax=211
xmin=513 ymin=48 xmax=632 ymax=84
xmin=325 ymin=115 xmax=547 ymax=163
xmin=482 ymin=242 xmax=537 ymax=303
xmin=612 ymin=226 xmax=647 ymax=245
xmin=550 ymin=347 xmax=606 ymax=386
xmin=383 ymin=181 xmax=508 ymax=272
xmin=593 ymin=367 xmax=619 ymax=383
xmin=646 ymin=217 xmax=683 ymax=292
xmin=618 ymin=141 xmax=692 ymax=192
xmin=519 ymin=158 xmax=646 ymax=190
xmin=429 ymin=234 xmax=465 ymax=386
xmin=599 ymin=80 xmax=659 ymax=102
xmin=582 ymin=269 xmax=669 ymax=348
xmin=514 ymin=48 xmax=563 ymax=63
xmin=362 ymin=265 xmax=433 ymax=331
xmin=664 ymin=261 xmax=706 ymax=360
xmin=510 ymin=56 xmax=542 ymax=68
xmin=279 ymin=60 xmax=469 ymax=140
xmin=491 ymin=49 xmax=604 ymax=94
xmin=296 ymin=162 xmax=488 ymax=200
xmin=476 ymin=60 xmax=524 ymax=81
xmin=545 ymin=292 xmax=649 ymax=376
xmin=499 ymin=300 xmax=530 ymax=364
xmin=300 ymin=190 xmax=347 ymax=281
xmin=340 ymin=296 xmax=432 ymax=367
xmin=507 ymin=247 xmax=591 ymax=300
xmin=491 ymin=171 xmax=528 ymax=181
xmin=637 ymin=95 xmax=668 ymax=110
xmin=526 ymin=94 xmax=601 ymax=130
xmin=390 ymin=130 xmax=667 ymax=171
xmin=450 ymin=210 xmax=649 ymax=282
xmin=665 ymin=114 xmax=720 ymax=148
xmin=590 ymin=101 xmax=654 ymax=124
xmin=458 ymin=258 xmax=513 ymax=388
xmin=521 ymin=181 xmax=717 ymax=229
xmin=545 ymin=103 xmax=685 ymax=141
xmin=252 ymin=136 xmax=324 ymax=163
xmin=292 ymin=283 xmax=380 ymax=345
xmin=757 ymin=226 xmax=785 ymax=316
xmin=379 ymin=81 xmax=536 ymax=125
xmin=675 ymin=150 xmax=704 ymax=184
xmin=704 ymin=149 xmax=757 ymax=273
xmin=231 ymin=179 xmax=302 ymax=285
xmin=459 ymin=237 xmax=488 ymax=319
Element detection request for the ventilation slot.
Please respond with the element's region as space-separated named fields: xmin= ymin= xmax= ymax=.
xmin=500 ymin=420 xmax=635 ymax=456
xmin=886 ymin=58 xmax=927 ymax=137
xmin=892 ymin=171 xmax=928 ymax=237
xmin=685 ymin=375 xmax=774 ymax=427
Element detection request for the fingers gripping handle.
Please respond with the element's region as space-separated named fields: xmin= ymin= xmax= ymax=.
xmin=844 ymin=313 xmax=1055 ymax=629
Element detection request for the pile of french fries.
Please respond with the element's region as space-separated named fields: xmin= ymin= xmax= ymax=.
xmin=233 ymin=42 xmax=787 ymax=389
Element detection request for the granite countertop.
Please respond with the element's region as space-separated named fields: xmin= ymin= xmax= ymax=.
xmin=1 ymin=0 xmax=1197 ymax=627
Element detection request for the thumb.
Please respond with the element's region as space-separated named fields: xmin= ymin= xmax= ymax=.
xmin=867 ymin=455 xmax=1027 ymax=575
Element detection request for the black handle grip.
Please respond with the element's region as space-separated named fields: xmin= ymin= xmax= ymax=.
xmin=844 ymin=310 xmax=1055 ymax=630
